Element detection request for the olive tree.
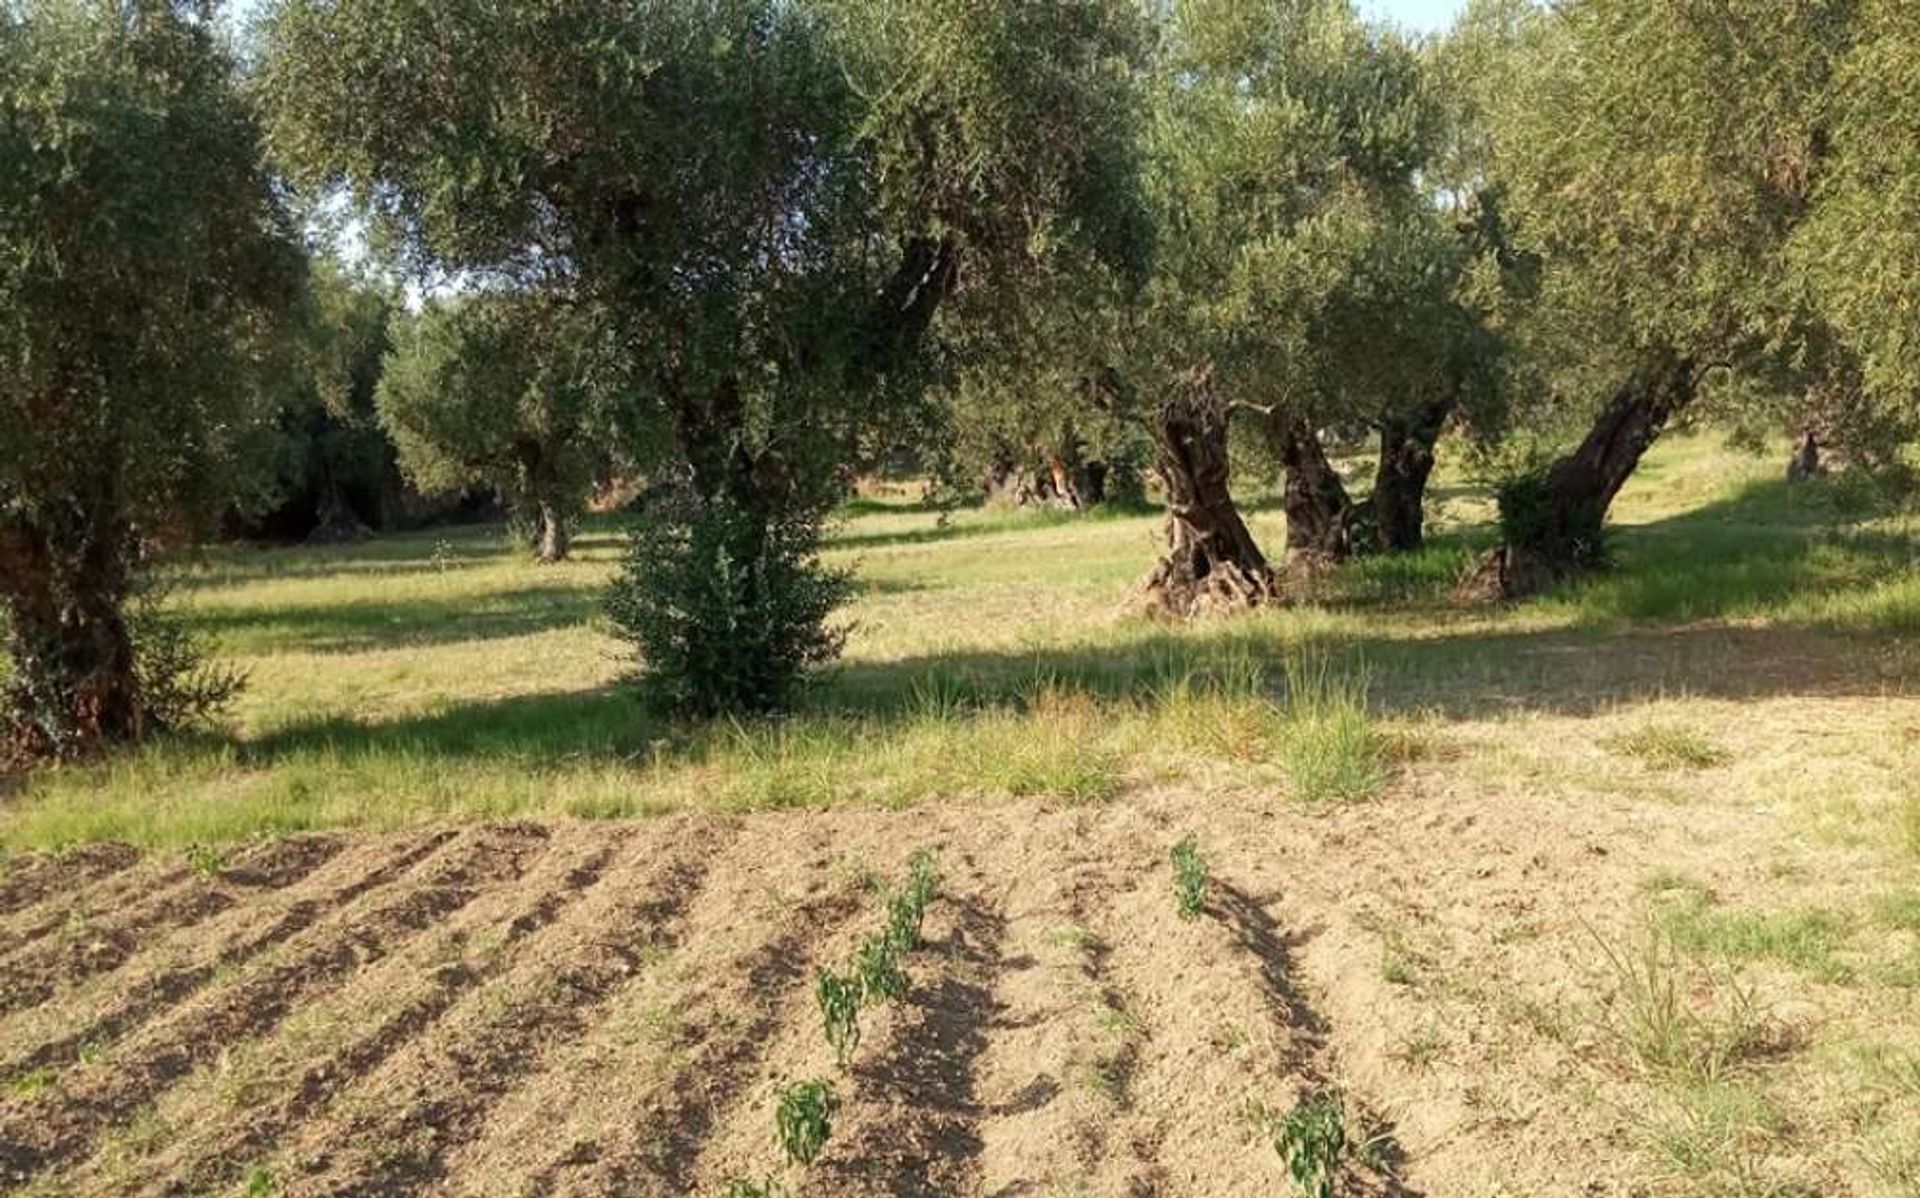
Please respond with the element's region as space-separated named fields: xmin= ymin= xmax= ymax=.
xmin=1459 ymin=0 xmax=1851 ymax=598
xmin=1130 ymin=0 xmax=1441 ymax=612
xmin=1793 ymin=0 xmax=1920 ymax=472
xmin=377 ymin=295 xmax=616 ymax=564
xmin=0 ymin=0 xmax=303 ymax=761
xmin=260 ymin=0 xmax=1148 ymax=714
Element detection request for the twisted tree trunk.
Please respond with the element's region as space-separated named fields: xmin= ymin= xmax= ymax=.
xmin=1786 ymin=426 xmax=1825 ymax=483
xmin=1372 ymin=396 xmax=1452 ymax=553
xmin=1460 ymin=354 xmax=1696 ymax=601
xmin=1275 ymin=417 xmax=1356 ymax=580
xmin=1134 ymin=371 xmax=1276 ymax=618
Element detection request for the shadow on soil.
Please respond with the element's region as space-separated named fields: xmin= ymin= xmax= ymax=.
xmin=831 ymin=893 xmax=1007 ymax=1195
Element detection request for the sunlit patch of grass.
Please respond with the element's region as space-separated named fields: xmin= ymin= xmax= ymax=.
xmin=1900 ymin=791 xmax=1920 ymax=860
xmin=1604 ymin=722 xmax=1732 ymax=771
xmin=1276 ymin=654 xmax=1391 ymax=805
xmin=1654 ymin=892 xmax=1854 ymax=981
xmin=1875 ymin=890 xmax=1920 ymax=932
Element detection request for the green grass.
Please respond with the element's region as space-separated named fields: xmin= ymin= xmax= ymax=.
xmin=1605 ymin=723 xmax=1733 ymax=770
xmin=1656 ymin=894 xmax=1854 ymax=980
xmin=2 ymin=434 xmax=1916 ymax=850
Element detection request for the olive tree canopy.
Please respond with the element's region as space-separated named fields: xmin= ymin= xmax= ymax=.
xmin=0 ymin=0 xmax=304 ymax=759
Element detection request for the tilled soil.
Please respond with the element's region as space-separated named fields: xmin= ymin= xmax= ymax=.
xmin=0 ymin=731 xmax=1889 ymax=1198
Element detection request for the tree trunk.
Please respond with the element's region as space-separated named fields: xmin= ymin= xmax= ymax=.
xmin=533 ymin=501 xmax=571 ymax=564
xmin=1786 ymin=427 xmax=1824 ymax=483
xmin=0 ymin=513 xmax=143 ymax=761
xmin=1134 ymin=371 xmax=1276 ymax=618
xmin=307 ymin=482 xmax=372 ymax=545
xmin=1460 ymin=355 xmax=1696 ymax=601
xmin=1275 ymin=417 xmax=1357 ymax=579
xmin=1372 ymin=397 xmax=1452 ymax=553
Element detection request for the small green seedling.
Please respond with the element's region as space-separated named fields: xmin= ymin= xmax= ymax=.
xmin=854 ymin=931 xmax=909 ymax=1005
xmin=775 ymin=1078 xmax=839 ymax=1166
xmin=1171 ymin=835 xmax=1208 ymax=919
xmin=725 ymin=1177 xmax=789 ymax=1198
xmin=185 ymin=843 xmax=227 ymax=878
xmin=243 ymin=1165 xmax=276 ymax=1197
xmin=1268 ymin=1093 xmax=1349 ymax=1198
xmin=815 ymin=966 xmax=862 ymax=1069
xmin=887 ymin=849 xmax=939 ymax=949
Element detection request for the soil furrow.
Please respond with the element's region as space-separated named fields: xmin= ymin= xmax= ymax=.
xmin=969 ymin=820 xmax=1163 ymax=1198
xmin=810 ymin=859 xmax=1008 ymax=1198
xmin=0 ymin=830 xmax=456 ymax=1082
xmin=669 ymin=821 xmax=989 ymax=1198
xmin=0 ymin=881 xmax=234 ymax=1014
xmin=2 ymin=837 xmax=343 ymax=996
xmin=461 ymin=817 xmax=871 ymax=1198
xmin=0 ymin=859 xmax=191 ymax=962
xmin=0 ymin=824 xmax=545 ymax=1187
xmin=262 ymin=821 xmax=729 ymax=1197
xmin=61 ymin=828 xmax=631 ymax=1198
xmin=0 ymin=845 xmax=139 ymax=920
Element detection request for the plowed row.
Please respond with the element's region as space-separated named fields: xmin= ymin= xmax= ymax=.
xmin=0 ymin=805 xmax=1407 ymax=1197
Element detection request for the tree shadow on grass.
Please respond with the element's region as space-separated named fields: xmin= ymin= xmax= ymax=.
xmin=183 ymin=581 xmax=608 ymax=655
xmin=829 ymin=505 xmax=1164 ymax=554
xmin=227 ymin=616 xmax=1913 ymax=782
xmin=169 ymin=521 xmax=632 ymax=588
xmin=240 ymin=684 xmax=655 ymax=767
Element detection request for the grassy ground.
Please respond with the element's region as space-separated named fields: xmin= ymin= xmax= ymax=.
xmin=3 ymin=433 xmax=1918 ymax=1195
xmin=3 ymin=433 xmax=1913 ymax=850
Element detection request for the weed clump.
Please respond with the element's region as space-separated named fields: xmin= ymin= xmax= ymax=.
xmin=1593 ymin=927 xmax=1776 ymax=1082
xmin=1605 ymin=722 xmax=1731 ymax=770
xmin=1278 ymin=655 xmax=1389 ymax=805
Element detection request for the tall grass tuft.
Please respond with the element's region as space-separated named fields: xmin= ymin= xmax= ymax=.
xmin=1276 ymin=654 xmax=1390 ymax=805
xmin=1593 ymin=925 xmax=1774 ymax=1083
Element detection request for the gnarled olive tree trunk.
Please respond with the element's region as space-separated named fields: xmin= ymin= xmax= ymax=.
xmin=1272 ymin=397 xmax=1452 ymax=582
xmin=1460 ymin=354 xmax=1697 ymax=601
xmin=1135 ymin=370 xmax=1276 ymax=618
xmin=1274 ymin=417 xmax=1357 ymax=580
xmin=1372 ymin=396 xmax=1452 ymax=553
xmin=0 ymin=510 xmax=143 ymax=761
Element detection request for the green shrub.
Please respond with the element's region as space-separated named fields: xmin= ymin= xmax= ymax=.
xmin=605 ymin=484 xmax=851 ymax=719
xmin=1496 ymin=465 xmax=1608 ymax=572
xmin=5 ymin=576 xmax=244 ymax=765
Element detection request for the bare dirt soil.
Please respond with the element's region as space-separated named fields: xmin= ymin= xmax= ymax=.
xmin=1 ymin=679 xmax=1914 ymax=1198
